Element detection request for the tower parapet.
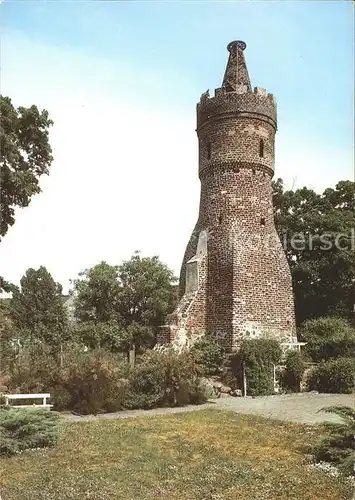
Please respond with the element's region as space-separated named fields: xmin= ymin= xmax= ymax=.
xmin=197 ymin=87 xmax=277 ymax=130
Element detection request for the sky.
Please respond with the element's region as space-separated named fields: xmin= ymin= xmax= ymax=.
xmin=0 ymin=0 xmax=354 ymax=293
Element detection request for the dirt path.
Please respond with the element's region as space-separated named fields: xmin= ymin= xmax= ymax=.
xmin=64 ymin=393 xmax=354 ymax=425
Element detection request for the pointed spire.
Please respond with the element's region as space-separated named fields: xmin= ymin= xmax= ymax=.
xmin=222 ymin=41 xmax=252 ymax=93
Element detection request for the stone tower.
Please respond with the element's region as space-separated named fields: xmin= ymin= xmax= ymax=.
xmin=159 ymin=41 xmax=297 ymax=350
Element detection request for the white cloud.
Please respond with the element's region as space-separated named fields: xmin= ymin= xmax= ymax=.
xmin=0 ymin=31 xmax=353 ymax=292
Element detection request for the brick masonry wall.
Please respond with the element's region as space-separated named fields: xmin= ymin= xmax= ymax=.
xmin=159 ymin=48 xmax=297 ymax=350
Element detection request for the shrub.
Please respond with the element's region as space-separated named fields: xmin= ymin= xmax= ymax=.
xmin=54 ymin=347 xmax=129 ymax=414
xmin=7 ymin=344 xmax=130 ymax=415
xmin=124 ymin=348 xmax=207 ymax=409
xmin=282 ymin=350 xmax=305 ymax=392
xmin=239 ymin=339 xmax=282 ymax=396
xmin=191 ymin=337 xmax=225 ymax=375
xmin=123 ymin=355 xmax=166 ymax=409
xmin=5 ymin=344 xmax=207 ymax=414
xmin=0 ymin=408 xmax=61 ymax=456
xmin=299 ymin=317 xmax=355 ymax=362
xmin=311 ymin=406 xmax=355 ymax=476
xmin=308 ymin=357 xmax=355 ymax=394
xmin=9 ymin=342 xmax=58 ymax=394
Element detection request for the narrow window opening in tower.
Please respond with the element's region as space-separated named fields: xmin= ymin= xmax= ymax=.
xmin=259 ymin=139 xmax=264 ymax=158
xmin=219 ymin=214 xmax=223 ymax=224
xmin=260 ymin=217 xmax=266 ymax=226
xmin=207 ymin=142 xmax=211 ymax=160
xmin=252 ymin=168 xmax=256 ymax=175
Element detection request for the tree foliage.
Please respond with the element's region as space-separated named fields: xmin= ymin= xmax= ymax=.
xmin=273 ymin=179 xmax=355 ymax=324
xmin=10 ymin=266 xmax=68 ymax=347
xmin=307 ymin=357 xmax=355 ymax=394
xmin=0 ymin=301 xmax=17 ymax=374
xmin=118 ymin=253 xmax=177 ymax=328
xmin=71 ymin=320 xmax=154 ymax=353
xmin=72 ymin=262 xmax=121 ymax=323
xmin=239 ymin=339 xmax=282 ymax=396
xmin=72 ymin=253 xmax=177 ymax=351
xmin=282 ymin=350 xmax=305 ymax=392
xmin=299 ymin=317 xmax=355 ymax=362
xmin=0 ymin=96 xmax=53 ymax=239
xmin=191 ymin=337 xmax=225 ymax=376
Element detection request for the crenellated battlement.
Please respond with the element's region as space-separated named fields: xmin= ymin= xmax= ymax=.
xmin=197 ymin=86 xmax=277 ymax=130
xmin=199 ymin=86 xmax=275 ymax=101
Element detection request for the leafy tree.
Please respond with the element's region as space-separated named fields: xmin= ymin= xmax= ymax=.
xmin=122 ymin=321 xmax=155 ymax=352
xmin=273 ymin=179 xmax=355 ymax=324
xmin=75 ymin=320 xmax=154 ymax=354
xmin=72 ymin=262 xmax=121 ymax=323
xmin=10 ymin=266 xmax=68 ymax=347
xmin=0 ymin=96 xmax=53 ymax=240
xmin=0 ymin=278 xmax=16 ymax=294
xmin=72 ymin=320 xmax=149 ymax=353
xmin=72 ymin=253 xmax=177 ymax=351
xmin=0 ymin=300 xmax=18 ymax=374
xmin=117 ymin=252 xmax=177 ymax=330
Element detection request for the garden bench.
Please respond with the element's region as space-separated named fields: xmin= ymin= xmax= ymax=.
xmin=4 ymin=393 xmax=53 ymax=410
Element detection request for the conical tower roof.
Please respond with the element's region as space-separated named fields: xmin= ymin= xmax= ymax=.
xmin=222 ymin=41 xmax=252 ymax=92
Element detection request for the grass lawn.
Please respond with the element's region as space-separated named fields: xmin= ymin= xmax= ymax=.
xmin=0 ymin=409 xmax=352 ymax=500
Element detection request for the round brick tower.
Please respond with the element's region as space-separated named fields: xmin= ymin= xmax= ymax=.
xmin=159 ymin=41 xmax=297 ymax=350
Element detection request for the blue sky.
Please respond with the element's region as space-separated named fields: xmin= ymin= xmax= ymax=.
xmin=4 ymin=1 xmax=353 ymax=133
xmin=0 ymin=0 xmax=354 ymax=290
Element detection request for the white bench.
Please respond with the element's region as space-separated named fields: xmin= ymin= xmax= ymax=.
xmin=4 ymin=393 xmax=53 ymax=410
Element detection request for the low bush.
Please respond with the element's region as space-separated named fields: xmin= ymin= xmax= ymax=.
xmin=6 ymin=344 xmax=130 ymax=415
xmin=123 ymin=355 xmax=165 ymax=409
xmin=282 ymin=351 xmax=305 ymax=392
xmin=308 ymin=357 xmax=355 ymax=394
xmin=55 ymin=348 xmax=129 ymax=414
xmin=191 ymin=337 xmax=225 ymax=375
xmin=311 ymin=405 xmax=355 ymax=477
xmin=0 ymin=408 xmax=61 ymax=457
xmin=9 ymin=342 xmax=58 ymax=394
xmin=124 ymin=348 xmax=207 ymax=409
xmin=239 ymin=339 xmax=282 ymax=396
xmin=4 ymin=344 xmax=208 ymax=414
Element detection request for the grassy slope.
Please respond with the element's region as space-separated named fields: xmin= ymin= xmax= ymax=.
xmin=0 ymin=409 xmax=352 ymax=500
